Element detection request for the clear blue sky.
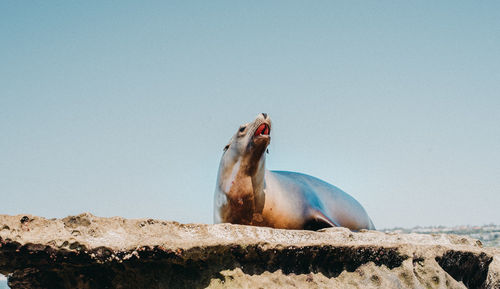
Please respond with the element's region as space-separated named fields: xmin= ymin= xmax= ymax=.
xmin=1 ymin=1 xmax=499 ymax=229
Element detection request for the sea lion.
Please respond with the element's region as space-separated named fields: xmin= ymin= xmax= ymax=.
xmin=214 ymin=113 xmax=375 ymax=231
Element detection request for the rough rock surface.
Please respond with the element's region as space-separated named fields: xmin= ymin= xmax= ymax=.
xmin=0 ymin=213 xmax=499 ymax=289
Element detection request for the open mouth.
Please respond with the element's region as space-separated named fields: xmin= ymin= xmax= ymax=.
xmin=254 ymin=123 xmax=270 ymax=136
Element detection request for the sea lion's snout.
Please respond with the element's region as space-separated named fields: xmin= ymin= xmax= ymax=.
xmin=256 ymin=112 xmax=270 ymax=121
xmin=247 ymin=113 xmax=271 ymax=156
xmin=252 ymin=113 xmax=271 ymax=142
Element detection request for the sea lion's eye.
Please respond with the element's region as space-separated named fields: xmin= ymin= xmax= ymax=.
xmin=239 ymin=126 xmax=246 ymax=133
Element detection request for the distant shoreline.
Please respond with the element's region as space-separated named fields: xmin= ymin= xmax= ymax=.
xmin=383 ymin=224 xmax=500 ymax=247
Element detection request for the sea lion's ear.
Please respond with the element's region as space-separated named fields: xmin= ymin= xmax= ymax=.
xmin=223 ymin=144 xmax=230 ymax=152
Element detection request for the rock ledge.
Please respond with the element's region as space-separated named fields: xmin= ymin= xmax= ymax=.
xmin=0 ymin=213 xmax=499 ymax=288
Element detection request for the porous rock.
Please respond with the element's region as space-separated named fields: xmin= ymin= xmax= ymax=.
xmin=0 ymin=213 xmax=498 ymax=288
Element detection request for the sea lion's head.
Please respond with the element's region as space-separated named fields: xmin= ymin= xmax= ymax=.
xmin=222 ymin=113 xmax=271 ymax=173
xmin=217 ymin=113 xmax=271 ymax=193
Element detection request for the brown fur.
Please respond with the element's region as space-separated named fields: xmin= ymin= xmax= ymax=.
xmin=220 ymin=137 xmax=269 ymax=226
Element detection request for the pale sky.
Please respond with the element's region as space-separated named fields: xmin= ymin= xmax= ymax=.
xmin=1 ymin=1 xmax=499 ymax=229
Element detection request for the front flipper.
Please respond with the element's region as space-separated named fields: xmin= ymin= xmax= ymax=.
xmin=303 ymin=211 xmax=339 ymax=231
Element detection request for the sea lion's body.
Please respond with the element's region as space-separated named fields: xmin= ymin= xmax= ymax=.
xmin=214 ymin=114 xmax=375 ymax=231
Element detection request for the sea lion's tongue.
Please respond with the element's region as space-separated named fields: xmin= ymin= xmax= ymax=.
xmin=254 ymin=124 xmax=270 ymax=136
